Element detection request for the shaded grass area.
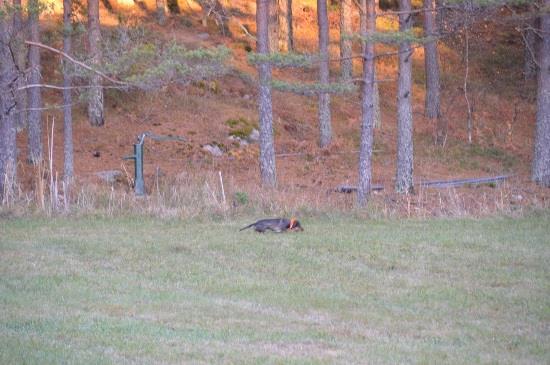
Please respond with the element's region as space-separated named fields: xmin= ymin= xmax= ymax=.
xmin=1 ymin=215 xmax=549 ymax=364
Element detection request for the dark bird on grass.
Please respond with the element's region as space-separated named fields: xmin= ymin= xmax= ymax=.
xmin=239 ymin=218 xmax=304 ymax=233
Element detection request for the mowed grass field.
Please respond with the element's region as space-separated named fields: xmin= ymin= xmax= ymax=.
xmin=1 ymin=215 xmax=549 ymax=364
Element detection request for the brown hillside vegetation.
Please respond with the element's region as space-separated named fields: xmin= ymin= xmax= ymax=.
xmin=13 ymin=0 xmax=549 ymax=217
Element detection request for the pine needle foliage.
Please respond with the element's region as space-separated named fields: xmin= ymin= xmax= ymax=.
xmin=247 ymin=52 xmax=315 ymax=68
xmin=349 ymin=29 xmax=435 ymax=45
xmin=247 ymin=52 xmax=355 ymax=95
xmin=272 ymin=79 xmax=356 ymax=95
xmin=103 ymin=42 xmax=231 ymax=90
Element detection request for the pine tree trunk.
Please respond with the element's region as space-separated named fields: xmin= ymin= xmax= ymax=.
xmin=360 ymin=0 xmax=381 ymax=128
xmin=357 ymin=0 xmax=376 ymax=206
xmin=435 ymin=0 xmax=445 ymax=31
xmin=257 ymin=0 xmax=277 ymax=187
xmin=423 ymin=0 xmax=444 ymax=144
xmin=340 ymin=0 xmax=353 ymax=81
xmin=278 ymin=0 xmax=293 ymax=52
xmin=0 ymin=7 xmax=18 ymax=199
xmin=13 ymin=0 xmax=28 ymax=132
xmin=423 ymin=0 xmax=440 ymax=116
xmin=27 ymin=0 xmax=43 ymax=164
xmin=88 ymin=0 xmax=104 ymax=127
xmin=395 ymin=0 xmax=414 ymax=194
xmin=317 ymin=0 xmax=332 ymax=147
xmin=63 ymin=0 xmax=74 ymax=188
xmin=269 ymin=0 xmax=279 ymax=52
xmin=532 ymin=0 xmax=550 ymax=187
xmin=156 ymin=0 xmax=167 ymax=25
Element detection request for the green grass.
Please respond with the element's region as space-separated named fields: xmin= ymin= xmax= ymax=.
xmin=1 ymin=216 xmax=549 ymax=364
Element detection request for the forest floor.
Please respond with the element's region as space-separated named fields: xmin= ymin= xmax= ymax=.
xmin=12 ymin=0 xmax=550 ymax=217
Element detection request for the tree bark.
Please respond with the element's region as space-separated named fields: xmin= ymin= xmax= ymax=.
xmin=340 ymin=0 xmax=353 ymax=81
xmin=167 ymin=0 xmax=180 ymax=14
xmin=88 ymin=0 xmax=104 ymax=127
xmin=532 ymin=0 xmax=550 ymax=187
xmin=0 ymin=4 xmax=18 ymax=199
xmin=357 ymin=0 xmax=376 ymax=206
xmin=27 ymin=0 xmax=43 ymax=163
xmin=360 ymin=0 xmax=381 ymax=128
xmin=423 ymin=0 xmax=444 ymax=145
xmin=12 ymin=0 xmax=28 ymax=132
xmin=278 ymin=0 xmax=293 ymax=51
xmin=395 ymin=0 xmax=414 ymax=194
xmin=317 ymin=0 xmax=332 ymax=147
xmin=156 ymin=0 xmax=167 ymax=25
xmin=63 ymin=0 xmax=74 ymax=189
xmin=257 ymin=0 xmax=277 ymax=187
xmin=269 ymin=0 xmax=279 ymax=52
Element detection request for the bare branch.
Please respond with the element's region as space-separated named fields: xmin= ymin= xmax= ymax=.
xmin=520 ymin=29 xmax=541 ymax=69
xmin=25 ymin=41 xmax=129 ymax=86
xmin=238 ymin=22 xmax=257 ymax=40
xmin=17 ymin=83 xmax=128 ymax=91
xmin=379 ymin=5 xmax=459 ymax=16
xmin=328 ymin=44 xmax=423 ymax=63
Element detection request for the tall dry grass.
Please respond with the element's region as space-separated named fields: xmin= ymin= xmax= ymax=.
xmin=1 ymin=164 xmax=548 ymax=220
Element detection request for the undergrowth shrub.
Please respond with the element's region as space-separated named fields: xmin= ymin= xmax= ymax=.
xmin=0 ymin=171 xmax=548 ymax=220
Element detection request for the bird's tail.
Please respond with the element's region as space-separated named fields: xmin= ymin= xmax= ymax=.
xmin=239 ymin=223 xmax=255 ymax=231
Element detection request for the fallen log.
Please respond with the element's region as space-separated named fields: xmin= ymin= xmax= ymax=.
xmin=334 ymin=174 xmax=513 ymax=193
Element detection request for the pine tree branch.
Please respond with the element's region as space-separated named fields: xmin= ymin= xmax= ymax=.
xmin=17 ymin=83 xmax=127 ymax=91
xmin=25 ymin=41 xmax=130 ymax=86
xmin=379 ymin=4 xmax=459 ymax=16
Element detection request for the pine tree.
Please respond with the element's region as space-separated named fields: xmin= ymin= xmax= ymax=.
xmin=278 ymin=0 xmax=294 ymax=51
xmin=423 ymin=0 xmax=444 ymax=145
xmin=357 ymin=0 xmax=376 ymax=206
xmin=395 ymin=0 xmax=414 ymax=194
xmin=88 ymin=0 xmax=104 ymax=126
xmin=156 ymin=0 xmax=167 ymax=25
xmin=359 ymin=0 xmax=380 ymax=128
xmin=318 ymin=0 xmax=332 ymax=147
xmin=340 ymin=0 xmax=353 ymax=81
xmin=27 ymin=0 xmax=43 ymax=163
xmin=532 ymin=0 xmax=550 ymax=187
xmin=12 ymin=0 xmax=28 ymax=131
xmin=257 ymin=0 xmax=277 ymax=187
xmin=63 ymin=0 xmax=74 ymax=190
xmin=269 ymin=0 xmax=279 ymax=52
xmin=0 ymin=1 xmax=18 ymax=199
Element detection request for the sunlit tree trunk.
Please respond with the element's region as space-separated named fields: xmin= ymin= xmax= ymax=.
xmin=63 ymin=0 xmax=74 ymax=190
xmin=27 ymin=0 xmax=43 ymax=163
xmin=360 ymin=0 xmax=380 ymax=128
xmin=156 ymin=0 xmax=167 ymax=25
xmin=340 ymin=0 xmax=353 ymax=81
xmin=423 ymin=0 xmax=444 ymax=144
xmin=395 ymin=0 xmax=414 ymax=193
xmin=0 ymin=1 xmax=18 ymax=199
xmin=13 ymin=0 xmax=28 ymax=132
xmin=532 ymin=0 xmax=550 ymax=187
xmin=88 ymin=0 xmax=104 ymax=126
xmin=317 ymin=0 xmax=331 ymax=147
xmin=357 ymin=0 xmax=376 ymax=206
xmin=257 ymin=0 xmax=277 ymax=187
xmin=278 ymin=0 xmax=293 ymax=51
xmin=269 ymin=0 xmax=279 ymax=52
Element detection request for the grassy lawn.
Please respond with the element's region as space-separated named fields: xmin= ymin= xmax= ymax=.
xmin=1 ymin=215 xmax=549 ymax=364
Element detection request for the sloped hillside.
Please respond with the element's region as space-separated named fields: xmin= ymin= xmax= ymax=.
xmin=16 ymin=0 xmax=548 ymax=216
